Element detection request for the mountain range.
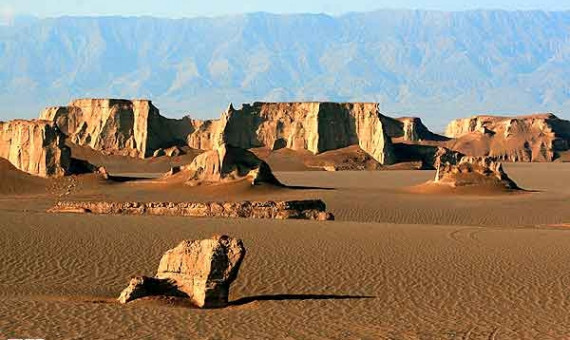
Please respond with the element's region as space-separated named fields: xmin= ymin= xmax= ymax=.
xmin=1 ymin=10 xmax=570 ymax=130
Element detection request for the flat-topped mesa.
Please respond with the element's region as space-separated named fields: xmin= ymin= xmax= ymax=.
xmin=176 ymin=144 xmax=282 ymax=186
xmin=0 ymin=119 xmax=71 ymax=177
xmin=40 ymin=99 xmax=193 ymax=158
xmin=445 ymin=113 xmax=570 ymax=162
xmin=434 ymin=156 xmax=520 ymax=190
xmin=189 ymin=102 xmax=395 ymax=165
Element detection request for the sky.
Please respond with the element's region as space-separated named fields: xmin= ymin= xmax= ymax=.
xmin=1 ymin=0 xmax=570 ymax=19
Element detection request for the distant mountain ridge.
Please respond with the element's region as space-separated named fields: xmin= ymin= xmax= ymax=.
xmin=1 ymin=10 xmax=570 ymax=130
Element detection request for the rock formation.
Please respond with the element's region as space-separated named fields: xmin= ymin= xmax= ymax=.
xmin=188 ymin=102 xmax=395 ymax=165
xmin=40 ymin=99 xmax=193 ymax=158
xmin=433 ymin=156 xmax=520 ymax=190
xmin=383 ymin=116 xmax=448 ymax=142
xmin=118 ymin=235 xmax=246 ymax=308
xmin=0 ymin=119 xmax=71 ymax=177
xmin=445 ymin=113 xmax=570 ymax=162
xmin=178 ymin=144 xmax=281 ymax=186
xmin=48 ymin=200 xmax=335 ymax=220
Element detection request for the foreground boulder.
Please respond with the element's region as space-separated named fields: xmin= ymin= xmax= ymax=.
xmin=434 ymin=156 xmax=520 ymax=190
xmin=118 ymin=235 xmax=246 ymax=308
xmin=0 ymin=119 xmax=71 ymax=177
xmin=48 ymin=200 xmax=335 ymax=220
xmin=178 ymin=144 xmax=282 ymax=186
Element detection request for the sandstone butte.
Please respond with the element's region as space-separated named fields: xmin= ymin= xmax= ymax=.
xmin=38 ymin=99 xmax=411 ymax=164
xmin=0 ymin=119 xmax=71 ymax=177
xmin=445 ymin=113 xmax=570 ymax=162
xmin=118 ymin=235 xmax=246 ymax=308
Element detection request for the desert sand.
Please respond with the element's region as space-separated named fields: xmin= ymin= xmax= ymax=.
xmin=2 ymin=163 xmax=570 ymax=339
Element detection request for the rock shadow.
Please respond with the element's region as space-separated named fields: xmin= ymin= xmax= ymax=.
xmin=230 ymin=294 xmax=374 ymax=306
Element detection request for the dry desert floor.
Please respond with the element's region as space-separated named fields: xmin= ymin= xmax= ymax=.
xmin=2 ymin=163 xmax=570 ymax=339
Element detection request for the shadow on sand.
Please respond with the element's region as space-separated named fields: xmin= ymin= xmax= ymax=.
xmin=230 ymin=294 xmax=375 ymax=306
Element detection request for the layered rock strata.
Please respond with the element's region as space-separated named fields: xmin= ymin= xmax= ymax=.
xmin=445 ymin=113 xmax=570 ymax=161
xmin=118 ymin=235 xmax=246 ymax=308
xmin=48 ymin=200 xmax=335 ymax=220
xmin=0 ymin=119 xmax=70 ymax=177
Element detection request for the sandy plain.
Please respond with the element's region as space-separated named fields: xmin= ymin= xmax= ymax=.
xmin=1 ymin=163 xmax=570 ymax=339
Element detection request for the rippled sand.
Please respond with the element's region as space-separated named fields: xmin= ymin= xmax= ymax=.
xmin=2 ymin=163 xmax=570 ymax=339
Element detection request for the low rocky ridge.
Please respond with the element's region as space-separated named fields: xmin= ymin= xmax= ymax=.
xmin=445 ymin=113 xmax=570 ymax=162
xmin=174 ymin=144 xmax=282 ymax=186
xmin=0 ymin=119 xmax=71 ymax=177
xmin=48 ymin=200 xmax=334 ymax=220
xmin=118 ymin=235 xmax=246 ymax=308
xmin=432 ymin=156 xmax=520 ymax=191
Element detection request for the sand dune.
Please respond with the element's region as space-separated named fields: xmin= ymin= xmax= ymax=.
xmin=2 ymin=163 xmax=570 ymax=338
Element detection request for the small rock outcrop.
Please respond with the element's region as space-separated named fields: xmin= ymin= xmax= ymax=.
xmin=118 ymin=235 xmax=246 ymax=308
xmin=48 ymin=200 xmax=335 ymax=220
xmin=445 ymin=113 xmax=570 ymax=162
xmin=180 ymin=144 xmax=282 ymax=186
xmin=0 ymin=119 xmax=71 ymax=177
xmin=40 ymin=99 xmax=193 ymax=158
xmin=434 ymin=156 xmax=520 ymax=190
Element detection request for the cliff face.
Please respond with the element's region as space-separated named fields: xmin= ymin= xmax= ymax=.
xmin=0 ymin=120 xmax=70 ymax=177
xmin=445 ymin=113 xmax=570 ymax=162
xmin=40 ymin=99 xmax=192 ymax=158
xmin=189 ymin=102 xmax=395 ymax=165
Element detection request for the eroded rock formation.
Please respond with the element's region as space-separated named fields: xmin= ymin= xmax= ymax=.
xmin=188 ymin=102 xmax=395 ymax=165
xmin=445 ymin=113 xmax=570 ymax=162
xmin=434 ymin=156 xmax=520 ymax=190
xmin=40 ymin=99 xmax=193 ymax=158
xmin=48 ymin=200 xmax=335 ymax=220
xmin=118 ymin=235 xmax=246 ymax=308
xmin=0 ymin=119 xmax=71 ymax=177
xmin=178 ymin=144 xmax=281 ymax=186
xmin=383 ymin=116 xmax=448 ymax=143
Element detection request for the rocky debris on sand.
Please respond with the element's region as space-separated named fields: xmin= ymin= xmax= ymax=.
xmin=180 ymin=144 xmax=282 ymax=186
xmin=434 ymin=156 xmax=520 ymax=190
xmin=48 ymin=200 xmax=335 ymax=221
xmin=118 ymin=235 xmax=246 ymax=308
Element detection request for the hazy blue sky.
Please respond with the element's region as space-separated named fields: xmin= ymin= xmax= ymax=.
xmin=1 ymin=0 xmax=570 ymax=18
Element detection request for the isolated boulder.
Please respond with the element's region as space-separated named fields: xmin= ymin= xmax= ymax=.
xmin=118 ymin=235 xmax=246 ymax=308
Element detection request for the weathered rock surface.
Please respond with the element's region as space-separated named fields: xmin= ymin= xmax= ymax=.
xmin=383 ymin=116 xmax=448 ymax=142
xmin=444 ymin=113 xmax=570 ymax=162
xmin=434 ymin=156 xmax=520 ymax=190
xmin=40 ymin=99 xmax=193 ymax=158
xmin=48 ymin=200 xmax=335 ymax=220
xmin=188 ymin=102 xmax=395 ymax=165
xmin=118 ymin=235 xmax=246 ymax=308
xmin=0 ymin=119 xmax=71 ymax=177
xmin=178 ymin=144 xmax=281 ymax=186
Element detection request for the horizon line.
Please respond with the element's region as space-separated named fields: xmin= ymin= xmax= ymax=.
xmin=7 ymin=8 xmax=570 ymax=21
